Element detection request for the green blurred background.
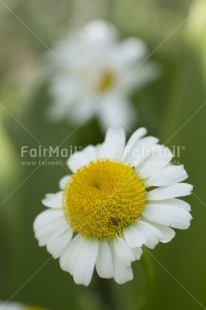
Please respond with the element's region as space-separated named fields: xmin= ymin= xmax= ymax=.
xmin=0 ymin=0 xmax=206 ymax=309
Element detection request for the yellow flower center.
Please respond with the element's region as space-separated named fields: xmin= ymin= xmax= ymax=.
xmin=96 ymin=70 xmax=115 ymax=92
xmin=63 ymin=160 xmax=146 ymax=239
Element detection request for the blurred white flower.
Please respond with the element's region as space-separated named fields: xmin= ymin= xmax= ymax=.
xmin=0 ymin=302 xmax=47 ymax=310
xmin=34 ymin=127 xmax=192 ymax=286
xmin=47 ymin=20 xmax=159 ymax=130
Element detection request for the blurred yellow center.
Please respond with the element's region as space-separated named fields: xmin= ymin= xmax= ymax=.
xmin=96 ymin=70 xmax=115 ymax=92
xmin=63 ymin=160 xmax=146 ymax=239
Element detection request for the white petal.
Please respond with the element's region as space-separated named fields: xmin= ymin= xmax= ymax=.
xmin=67 ymin=143 xmax=98 ymax=173
xmin=124 ymin=224 xmax=146 ymax=248
xmin=65 ymin=96 xmax=96 ymax=124
xmin=0 ymin=302 xmax=23 ymax=310
xmin=142 ymin=218 xmax=175 ymax=243
xmin=154 ymin=224 xmax=175 ymax=243
xmin=123 ymin=127 xmax=147 ymax=161
xmin=67 ymin=151 xmax=89 ymax=173
xmin=138 ymin=145 xmax=173 ymax=179
xmin=143 ymin=202 xmax=192 ymax=229
xmin=134 ymin=220 xmax=162 ymax=249
xmin=132 ymin=247 xmax=143 ymax=260
xmin=33 ymin=209 xmax=64 ymax=231
xmin=98 ymin=98 xmax=136 ymax=131
xmin=118 ymin=38 xmax=147 ymax=63
xmin=35 ymin=217 xmax=69 ymax=246
xmin=60 ymin=235 xmax=99 ymax=286
xmin=130 ymin=62 xmax=161 ymax=90
xmin=143 ymin=198 xmax=191 ymax=213
xmin=47 ymin=228 xmax=73 ymax=259
xmin=60 ymin=234 xmax=83 ymax=273
xmin=164 ymin=198 xmax=191 ymax=211
xmin=83 ymin=20 xmax=118 ymax=44
xmin=82 ymin=145 xmax=97 ymax=162
xmin=42 ymin=192 xmax=63 ymax=208
xmin=96 ymin=128 xmax=126 ymax=160
xmin=124 ymin=136 xmax=159 ymax=166
xmin=96 ymin=240 xmax=114 ymax=279
xmin=59 ymin=175 xmax=71 ymax=190
xmin=114 ymin=264 xmax=133 ymax=285
xmin=112 ymin=237 xmax=135 ymax=266
xmin=110 ymin=239 xmax=134 ymax=284
xmin=72 ymin=238 xmax=99 ymax=286
xmin=112 ymin=252 xmax=133 ymax=284
xmin=147 ymin=183 xmax=193 ymax=200
xmin=145 ymin=165 xmax=188 ymax=187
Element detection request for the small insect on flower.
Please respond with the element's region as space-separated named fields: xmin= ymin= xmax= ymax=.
xmin=34 ymin=128 xmax=193 ymax=286
xmin=46 ymin=20 xmax=159 ymax=130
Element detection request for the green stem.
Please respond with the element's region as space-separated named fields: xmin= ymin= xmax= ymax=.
xmin=95 ymin=276 xmax=118 ymax=310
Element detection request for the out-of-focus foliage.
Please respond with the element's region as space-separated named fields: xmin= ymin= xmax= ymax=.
xmin=0 ymin=0 xmax=206 ymax=309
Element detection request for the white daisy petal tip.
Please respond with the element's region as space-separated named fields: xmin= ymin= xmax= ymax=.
xmin=132 ymin=247 xmax=143 ymax=260
xmin=147 ymin=183 xmax=193 ymax=201
xmin=42 ymin=192 xmax=63 ymax=208
xmin=83 ymin=19 xmax=118 ymax=43
xmin=59 ymin=175 xmax=71 ymax=190
xmin=143 ymin=200 xmax=193 ymax=230
xmin=96 ymin=240 xmax=114 ymax=279
xmin=96 ymin=127 xmax=126 ymax=160
xmin=145 ymin=164 xmax=189 ymax=187
xmin=114 ymin=263 xmax=134 ymax=285
xmin=34 ymin=127 xmax=193 ymax=286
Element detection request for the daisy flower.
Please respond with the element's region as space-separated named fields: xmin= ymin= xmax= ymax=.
xmin=34 ymin=128 xmax=192 ymax=286
xmin=47 ymin=20 xmax=158 ymax=130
